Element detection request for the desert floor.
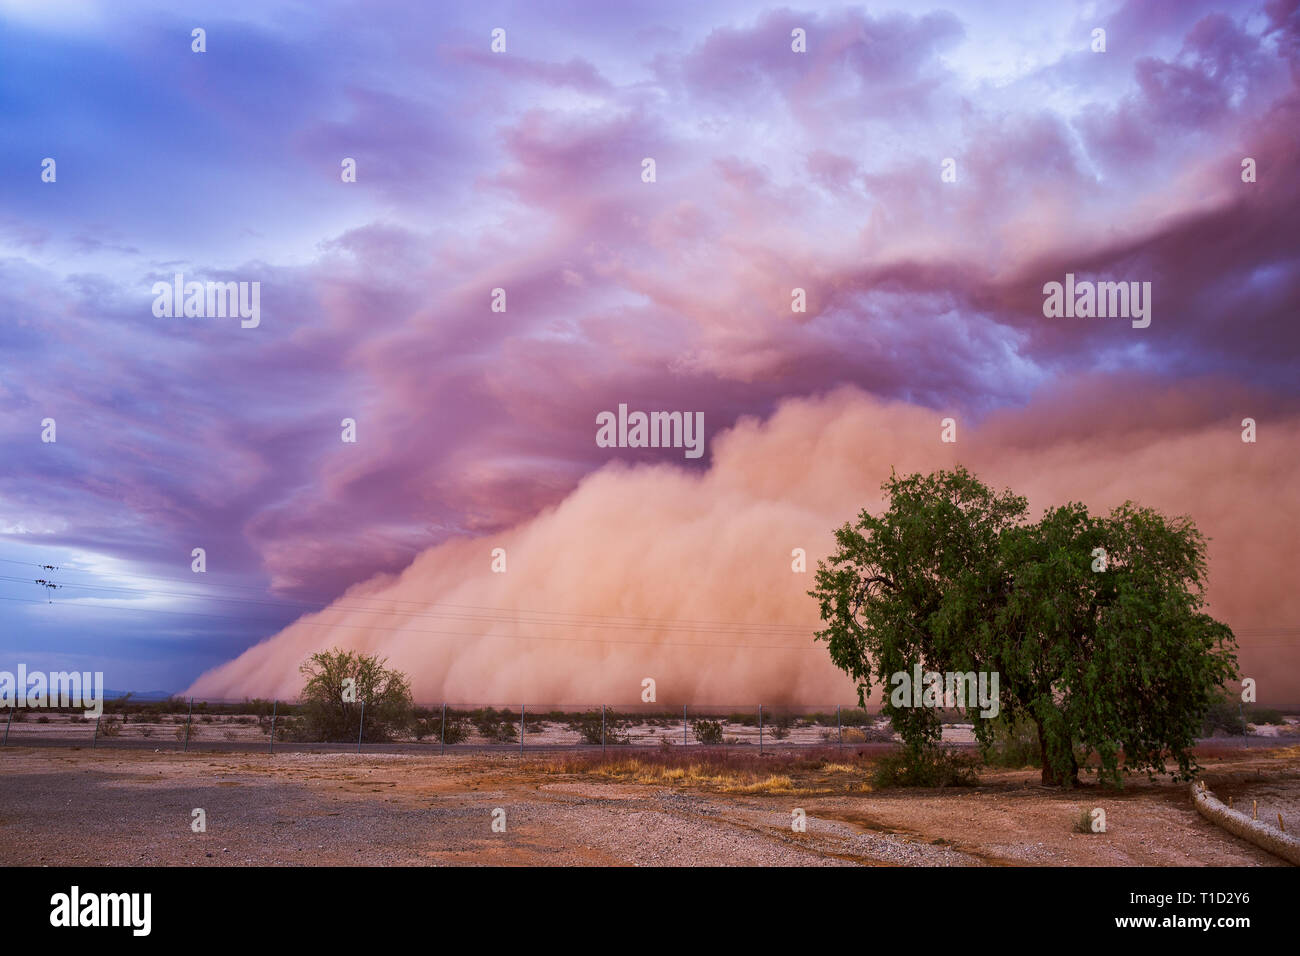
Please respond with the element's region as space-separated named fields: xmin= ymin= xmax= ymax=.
xmin=2 ymin=743 xmax=1298 ymax=866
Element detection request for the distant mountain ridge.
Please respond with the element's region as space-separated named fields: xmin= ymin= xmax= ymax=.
xmin=101 ymin=689 xmax=175 ymax=701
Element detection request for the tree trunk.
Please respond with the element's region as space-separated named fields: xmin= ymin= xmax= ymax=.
xmin=1037 ymin=721 xmax=1079 ymax=787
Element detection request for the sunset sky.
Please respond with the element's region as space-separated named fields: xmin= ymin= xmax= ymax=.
xmin=1 ymin=0 xmax=1297 ymax=703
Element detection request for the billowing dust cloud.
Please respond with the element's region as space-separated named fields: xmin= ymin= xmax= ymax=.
xmin=188 ymin=383 xmax=1300 ymax=707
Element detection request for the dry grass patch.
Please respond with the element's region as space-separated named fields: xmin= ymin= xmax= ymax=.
xmin=589 ymin=759 xmax=797 ymax=793
xmin=820 ymin=763 xmax=858 ymax=774
xmin=540 ymin=751 xmax=874 ymax=795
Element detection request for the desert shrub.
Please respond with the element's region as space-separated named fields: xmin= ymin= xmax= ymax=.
xmin=862 ymin=719 xmax=898 ymax=741
xmin=1200 ymin=694 xmax=1246 ymax=737
xmin=767 ymin=714 xmax=793 ymax=740
xmin=298 ymin=647 xmax=414 ymax=742
xmin=1073 ymin=808 xmax=1096 ymax=834
xmin=98 ymin=717 xmax=121 ymax=737
xmin=838 ymin=708 xmax=873 ymax=728
xmin=981 ymin=719 xmax=1042 ymax=768
xmin=410 ymin=714 xmax=470 ymax=743
xmin=823 ymin=722 xmax=892 ymax=744
xmin=470 ymin=708 xmax=518 ymax=743
xmin=200 ymin=715 xmax=214 ymax=723
xmin=243 ymin=698 xmax=277 ymax=717
xmin=36 ymin=715 xmax=49 ymax=723
xmin=693 ymin=719 xmax=724 ymax=745
xmin=271 ymin=716 xmax=307 ymax=742
xmin=566 ymin=710 xmax=628 ymax=745
xmin=175 ymin=722 xmax=198 ymax=741
xmin=224 ymin=731 xmax=238 ymax=740
xmin=567 ymin=712 xmax=602 ymax=744
xmin=436 ymin=714 xmax=471 ymax=745
xmin=139 ymin=725 xmax=153 ymax=738
xmin=1246 ymin=707 xmax=1285 ymax=726
xmin=872 ymin=748 xmax=977 ymax=789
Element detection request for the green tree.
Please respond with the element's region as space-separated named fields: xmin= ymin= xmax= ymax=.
xmin=298 ymin=647 xmax=414 ymax=742
xmin=809 ymin=467 xmax=1237 ymax=788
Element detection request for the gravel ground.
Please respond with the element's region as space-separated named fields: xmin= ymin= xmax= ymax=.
xmin=1 ymin=746 xmax=1296 ymax=866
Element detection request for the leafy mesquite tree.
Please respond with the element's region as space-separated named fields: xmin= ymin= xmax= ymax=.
xmin=298 ymin=647 xmax=414 ymax=742
xmin=809 ymin=468 xmax=1237 ymax=788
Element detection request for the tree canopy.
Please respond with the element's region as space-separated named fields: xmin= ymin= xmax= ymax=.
xmin=298 ymin=647 xmax=414 ymax=742
xmin=809 ymin=467 xmax=1238 ymax=787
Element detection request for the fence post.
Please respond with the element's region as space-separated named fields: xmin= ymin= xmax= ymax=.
xmin=601 ymin=704 xmax=606 ymax=755
xmin=520 ymin=704 xmax=525 ymax=757
xmin=440 ymin=702 xmax=447 ymax=755
xmin=758 ymin=704 xmax=763 ymax=755
xmin=2 ymin=707 xmax=12 ymax=746
xmin=269 ymin=699 xmax=277 ymax=755
xmin=357 ymin=699 xmax=365 ymax=753
xmin=837 ymin=704 xmax=842 ymax=751
xmin=183 ymin=697 xmax=193 ymax=752
xmin=683 ymin=704 xmax=688 ymax=747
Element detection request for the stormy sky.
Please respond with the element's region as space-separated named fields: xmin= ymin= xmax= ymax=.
xmin=1 ymin=0 xmax=1296 ymax=702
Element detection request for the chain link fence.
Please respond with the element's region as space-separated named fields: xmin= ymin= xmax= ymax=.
xmin=0 ymin=699 xmax=909 ymax=754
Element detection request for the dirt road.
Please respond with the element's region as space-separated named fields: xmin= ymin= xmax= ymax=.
xmin=2 ymin=746 xmax=1296 ymax=866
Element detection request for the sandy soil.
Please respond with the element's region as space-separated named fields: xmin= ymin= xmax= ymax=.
xmin=2 ymin=744 xmax=1298 ymax=866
